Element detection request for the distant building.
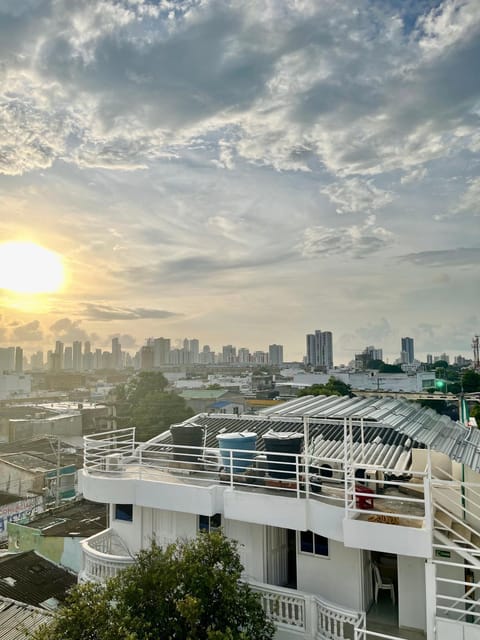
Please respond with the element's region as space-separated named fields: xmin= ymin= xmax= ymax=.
xmin=306 ymin=330 xmax=333 ymax=370
xmin=140 ymin=345 xmax=154 ymax=370
xmin=15 ymin=347 xmax=23 ymax=374
xmin=0 ymin=374 xmax=31 ymax=400
xmin=268 ymin=344 xmax=284 ymax=365
xmin=153 ymin=337 xmax=170 ymax=366
xmin=355 ymin=345 xmax=383 ymax=370
xmin=72 ymin=341 xmax=82 ymax=372
xmin=112 ymin=337 xmax=122 ymax=370
xmin=63 ymin=346 xmax=73 ymax=370
xmin=222 ymin=345 xmax=237 ymax=364
xmin=400 ymin=337 xmax=414 ymax=364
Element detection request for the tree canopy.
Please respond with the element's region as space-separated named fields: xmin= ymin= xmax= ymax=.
xmin=378 ymin=363 xmax=403 ymax=373
xmin=117 ymin=371 xmax=194 ymax=441
xmin=298 ymin=376 xmax=352 ymax=397
xmin=32 ymin=533 xmax=275 ymax=640
xmin=462 ymin=370 xmax=480 ymax=393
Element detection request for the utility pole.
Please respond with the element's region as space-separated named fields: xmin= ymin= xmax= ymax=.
xmin=56 ymin=435 xmax=61 ymax=507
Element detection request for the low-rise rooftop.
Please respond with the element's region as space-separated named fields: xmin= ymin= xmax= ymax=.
xmin=0 ymin=550 xmax=76 ymax=608
xmin=24 ymin=500 xmax=106 ymax=537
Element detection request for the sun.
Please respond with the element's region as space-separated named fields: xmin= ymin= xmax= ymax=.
xmin=0 ymin=241 xmax=65 ymax=294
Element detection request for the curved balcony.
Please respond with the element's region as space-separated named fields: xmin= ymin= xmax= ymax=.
xmin=80 ymin=527 xmax=135 ymax=582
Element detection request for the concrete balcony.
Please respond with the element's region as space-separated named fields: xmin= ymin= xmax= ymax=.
xmin=80 ymin=527 xmax=134 ymax=582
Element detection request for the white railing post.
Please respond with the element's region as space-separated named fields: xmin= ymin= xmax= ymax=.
xmin=296 ymin=455 xmax=301 ymax=499
xmin=425 ymin=561 xmax=437 ymax=640
xmin=229 ymin=449 xmax=234 ymax=488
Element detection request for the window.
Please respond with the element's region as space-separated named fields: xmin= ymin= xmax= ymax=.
xmin=114 ymin=504 xmax=133 ymax=522
xmin=198 ymin=513 xmax=222 ymax=532
xmin=299 ymin=530 xmax=328 ymax=557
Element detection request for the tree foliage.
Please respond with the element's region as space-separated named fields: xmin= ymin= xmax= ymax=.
xmin=31 ymin=533 xmax=275 ymax=640
xmin=462 ymin=370 xmax=480 ymax=393
xmin=117 ymin=372 xmax=194 ymax=441
xmin=298 ymin=376 xmax=352 ymax=397
xmin=378 ymin=364 xmax=403 ymax=373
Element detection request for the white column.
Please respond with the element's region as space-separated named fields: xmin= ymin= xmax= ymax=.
xmin=425 ymin=560 xmax=437 ymax=640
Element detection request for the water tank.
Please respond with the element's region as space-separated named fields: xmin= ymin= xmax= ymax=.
xmin=262 ymin=431 xmax=304 ymax=479
xmin=170 ymin=423 xmax=205 ymax=462
xmin=216 ymin=432 xmax=257 ymax=474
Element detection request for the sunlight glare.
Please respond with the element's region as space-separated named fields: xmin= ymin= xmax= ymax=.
xmin=0 ymin=241 xmax=65 ymax=294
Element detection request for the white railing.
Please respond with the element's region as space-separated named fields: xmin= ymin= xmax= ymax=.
xmin=354 ymin=630 xmax=406 ymax=640
xmin=81 ymin=528 xmax=135 ymax=581
xmin=83 ymin=429 xmax=429 ymax=525
xmin=249 ymin=581 xmax=365 ymax=640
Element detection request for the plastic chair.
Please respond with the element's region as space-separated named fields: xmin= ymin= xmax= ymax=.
xmin=372 ymin=563 xmax=395 ymax=604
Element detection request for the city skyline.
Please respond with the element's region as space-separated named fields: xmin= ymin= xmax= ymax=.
xmin=0 ymin=1 xmax=478 ymax=364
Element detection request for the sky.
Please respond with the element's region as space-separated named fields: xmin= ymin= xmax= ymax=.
xmin=0 ymin=0 xmax=479 ymax=364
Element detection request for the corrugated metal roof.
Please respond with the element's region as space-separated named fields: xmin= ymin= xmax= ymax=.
xmin=149 ymin=394 xmax=480 ymax=473
xmin=260 ymin=395 xmax=480 ymax=473
xmin=0 ymin=597 xmax=51 ymax=640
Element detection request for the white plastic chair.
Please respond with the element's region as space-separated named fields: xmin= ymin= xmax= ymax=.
xmin=372 ymin=563 xmax=395 ymax=604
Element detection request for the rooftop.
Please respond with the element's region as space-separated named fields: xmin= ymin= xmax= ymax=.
xmin=0 ymin=551 xmax=76 ymax=608
xmin=180 ymin=389 xmax=227 ymax=400
xmin=24 ymin=500 xmax=106 ymax=537
xmin=0 ymin=597 xmax=51 ymax=639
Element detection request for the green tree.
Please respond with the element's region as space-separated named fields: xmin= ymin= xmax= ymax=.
xmin=116 ymin=372 xmax=193 ymax=441
xmin=131 ymin=390 xmax=194 ymax=441
xmin=366 ymin=359 xmax=384 ymax=370
xmin=462 ymin=370 xmax=480 ymax=393
xmin=378 ymin=364 xmax=403 ymax=373
xmin=31 ymin=533 xmax=275 ymax=640
xmin=298 ymin=376 xmax=352 ymax=397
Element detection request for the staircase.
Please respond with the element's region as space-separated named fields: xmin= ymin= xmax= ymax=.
xmin=431 ymin=475 xmax=480 ymax=626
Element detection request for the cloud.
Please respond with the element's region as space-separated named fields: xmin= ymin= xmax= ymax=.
xmin=454 ymin=177 xmax=480 ymax=216
xmin=356 ymin=318 xmax=393 ymax=343
xmin=321 ymin=178 xmax=394 ymax=215
xmin=83 ymin=303 xmax=180 ymax=321
xmin=0 ymin=0 xmax=478 ymax=178
xmin=400 ymin=247 xmax=480 ymax=267
xmin=49 ymin=317 xmax=98 ymax=343
xmin=108 ymin=333 xmax=138 ymax=349
xmin=11 ymin=320 xmax=43 ymax=342
xmin=300 ymin=215 xmax=394 ymax=259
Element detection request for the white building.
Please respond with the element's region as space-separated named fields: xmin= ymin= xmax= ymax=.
xmin=0 ymin=374 xmax=31 ymax=400
xmin=292 ymin=371 xmax=436 ymax=393
xmin=79 ymin=395 xmax=480 ymax=640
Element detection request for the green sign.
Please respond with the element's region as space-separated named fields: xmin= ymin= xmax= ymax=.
xmin=435 ymin=549 xmax=451 ymax=558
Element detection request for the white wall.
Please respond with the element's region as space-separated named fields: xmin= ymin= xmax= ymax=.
xmin=296 ymin=538 xmax=363 ymax=610
xmin=224 ymin=519 xmax=265 ymax=583
xmin=397 ymin=555 xmax=426 ymax=631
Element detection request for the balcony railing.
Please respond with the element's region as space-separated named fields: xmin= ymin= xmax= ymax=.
xmin=250 ymin=580 xmax=366 ymax=640
xmin=83 ymin=428 xmax=429 ymax=526
xmin=81 ymin=527 xmax=134 ymax=581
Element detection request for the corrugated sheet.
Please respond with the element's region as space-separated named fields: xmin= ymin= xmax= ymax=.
xmin=0 ymin=597 xmax=50 ymax=639
xmin=152 ymin=394 xmax=480 ymax=473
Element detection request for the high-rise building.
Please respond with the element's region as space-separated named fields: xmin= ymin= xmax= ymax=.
xmin=73 ymin=341 xmax=83 ymax=371
xmin=401 ymin=337 xmax=414 ymax=364
xmin=140 ymin=345 xmax=154 ymax=370
xmin=112 ymin=337 xmax=122 ymax=370
xmin=222 ymin=345 xmax=237 ymax=364
xmin=238 ymin=348 xmax=250 ymax=364
xmin=426 ymin=354 xmax=433 ymax=365
xmin=83 ymin=341 xmax=93 ymax=370
xmin=14 ymin=347 xmax=23 ymax=374
xmin=64 ymin=346 xmax=73 ymax=370
xmin=153 ymin=338 xmax=171 ymax=366
xmin=189 ymin=339 xmax=200 ymax=364
xmin=306 ymin=330 xmax=333 ymax=370
xmin=268 ymin=344 xmax=284 ymax=366
xmin=55 ymin=341 xmax=64 ymax=370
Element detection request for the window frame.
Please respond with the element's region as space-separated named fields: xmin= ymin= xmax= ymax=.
xmin=114 ymin=504 xmax=133 ymax=522
xmin=298 ymin=530 xmax=329 ymax=558
xmin=198 ymin=513 xmax=222 ymax=533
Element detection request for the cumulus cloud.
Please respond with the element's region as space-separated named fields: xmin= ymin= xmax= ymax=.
xmin=321 ymin=178 xmax=394 ymax=215
xmin=83 ymin=303 xmax=180 ymax=321
xmin=11 ymin=320 xmax=43 ymax=342
xmin=0 ymin=0 xmax=478 ymax=178
xmin=300 ymin=215 xmax=394 ymax=259
xmin=108 ymin=333 xmax=137 ymax=349
xmin=49 ymin=317 xmax=98 ymax=343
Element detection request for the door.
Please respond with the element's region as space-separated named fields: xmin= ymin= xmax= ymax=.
xmin=264 ymin=526 xmax=288 ymax=586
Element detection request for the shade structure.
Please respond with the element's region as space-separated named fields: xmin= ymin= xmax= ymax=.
xmin=263 ymin=431 xmax=304 ymax=479
xmin=217 ymin=432 xmax=257 ymax=473
xmin=170 ymin=423 xmax=205 ymax=462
